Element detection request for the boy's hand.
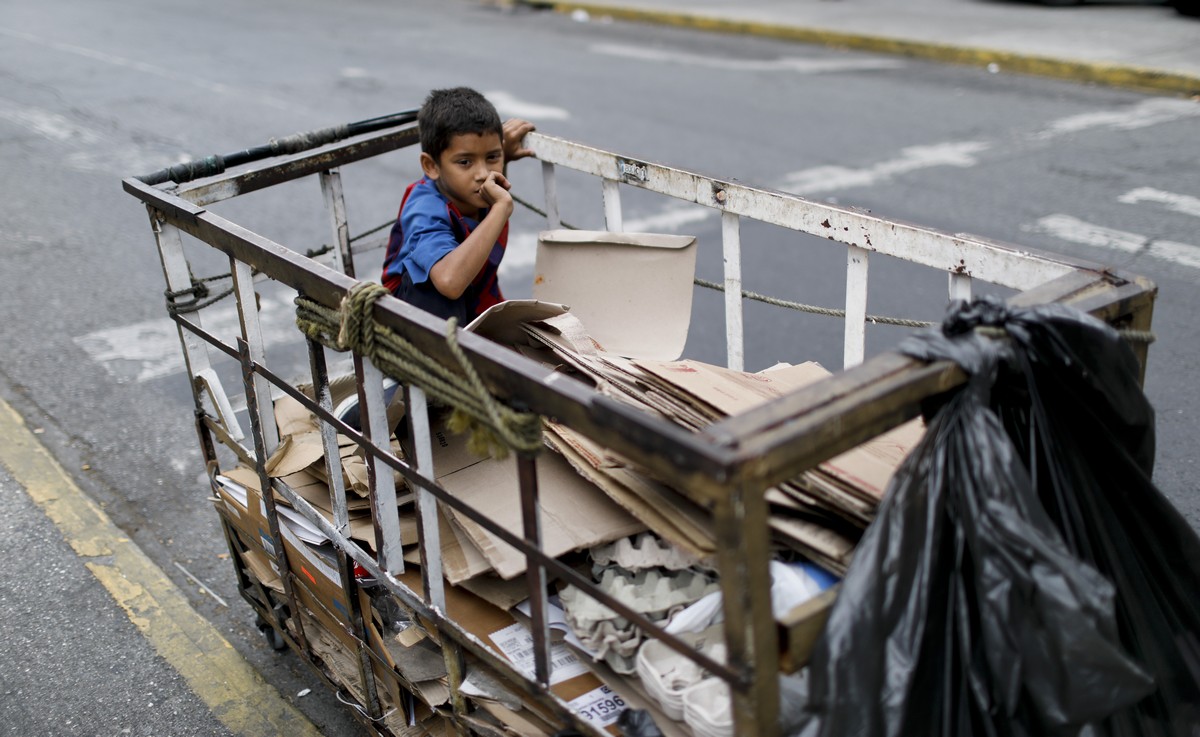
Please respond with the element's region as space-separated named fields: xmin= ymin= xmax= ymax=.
xmin=479 ymin=171 xmax=512 ymax=211
xmin=502 ymin=118 xmax=536 ymax=163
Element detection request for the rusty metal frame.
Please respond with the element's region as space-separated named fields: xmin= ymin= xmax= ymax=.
xmin=123 ymin=121 xmax=1156 ymax=737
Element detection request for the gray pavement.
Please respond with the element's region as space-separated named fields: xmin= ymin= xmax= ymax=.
xmin=0 ymin=465 xmax=235 ymax=737
xmin=517 ymin=0 xmax=1200 ymax=94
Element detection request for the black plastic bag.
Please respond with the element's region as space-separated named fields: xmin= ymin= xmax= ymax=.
xmin=800 ymin=297 xmax=1200 ymax=737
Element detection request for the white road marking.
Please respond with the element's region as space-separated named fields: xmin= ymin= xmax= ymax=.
xmin=781 ymin=142 xmax=990 ymax=194
xmin=484 ymin=91 xmax=571 ymax=121
xmin=623 ymin=206 xmax=713 ymax=233
xmin=0 ymin=103 xmax=101 ymax=144
xmin=1036 ymin=97 xmax=1200 ymax=139
xmin=1029 ymin=213 xmax=1200 ymax=270
xmin=590 ymin=43 xmax=904 ymax=73
xmin=73 ymin=293 xmax=300 ymax=383
xmin=1030 ymin=214 xmax=1145 ymax=252
xmin=1146 ymin=240 xmax=1200 ymax=270
xmin=0 ymin=28 xmax=299 ymax=111
xmin=1118 ymin=187 xmax=1200 ymax=219
xmin=0 ymin=97 xmax=186 ymax=175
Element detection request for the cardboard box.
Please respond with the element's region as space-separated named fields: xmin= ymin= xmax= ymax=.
xmin=533 ymin=229 xmax=698 ymax=361
xmin=395 ymin=569 xmax=624 ymax=735
xmin=425 ymin=416 xmax=645 ymax=581
xmin=213 ymin=466 xmax=358 ymax=647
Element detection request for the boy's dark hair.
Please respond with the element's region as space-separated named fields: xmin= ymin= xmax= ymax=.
xmin=418 ymin=87 xmax=503 ymax=161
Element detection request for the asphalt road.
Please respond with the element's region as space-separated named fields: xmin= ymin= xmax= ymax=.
xmin=1 ymin=0 xmax=1197 ymax=733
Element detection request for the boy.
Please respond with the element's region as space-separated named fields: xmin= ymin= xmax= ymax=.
xmin=381 ymin=87 xmax=536 ymax=322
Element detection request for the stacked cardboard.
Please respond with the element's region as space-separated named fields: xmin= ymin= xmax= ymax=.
xmin=214 ymin=297 xmax=922 ymax=735
xmin=510 ymin=312 xmax=923 ymax=574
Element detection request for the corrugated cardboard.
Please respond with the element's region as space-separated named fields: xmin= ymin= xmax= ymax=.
xmin=533 ymin=229 xmax=697 ymax=361
xmin=433 ymin=429 xmax=646 ymax=580
xmin=395 ymin=569 xmax=622 ymax=735
xmin=543 ymin=422 xmax=715 ymax=558
xmin=415 ymin=416 xmax=645 ymax=581
xmin=464 ymin=298 xmax=569 ymax=348
xmin=403 ymin=506 xmax=494 ymax=584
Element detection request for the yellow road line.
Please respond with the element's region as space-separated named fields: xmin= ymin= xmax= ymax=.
xmin=526 ymin=1 xmax=1200 ymax=97
xmin=0 ymin=396 xmax=323 ymax=737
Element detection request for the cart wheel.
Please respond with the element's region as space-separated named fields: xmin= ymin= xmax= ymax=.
xmin=262 ymin=625 xmax=287 ymax=651
xmin=255 ymin=614 xmax=288 ymax=651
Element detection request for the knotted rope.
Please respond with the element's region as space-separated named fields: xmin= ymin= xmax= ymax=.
xmin=295 ymin=282 xmax=543 ymax=458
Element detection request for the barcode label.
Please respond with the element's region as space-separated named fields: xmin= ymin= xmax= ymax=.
xmin=568 ymin=685 xmax=627 ymax=728
xmin=488 ymin=623 xmax=588 ymax=685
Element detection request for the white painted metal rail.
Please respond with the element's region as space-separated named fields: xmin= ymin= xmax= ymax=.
xmin=526 ymin=132 xmax=1079 ymax=369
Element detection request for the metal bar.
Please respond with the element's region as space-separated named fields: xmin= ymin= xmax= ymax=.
xmin=238 ymin=336 xmax=307 ymax=653
xmin=127 ymin=184 xmax=738 ymax=495
xmin=354 ymin=354 xmax=405 ymax=574
xmin=306 ymin=338 xmax=351 ymax=539
xmin=541 ymin=161 xmax=560 ymax=229
xmin=602 ymin=179 xmax=622 ymax=232
xmin=405 ymin=386 xmax=445 ymax=611
xmin=339 ymin=554 xmax=382 ymax=720
xmin=193 ymin=368 xmax=243 ymax=443
xmin=518 ymin=452 xmax=552 ymax=686
xmin=722 ymin=211 xmax=745 ymax=371
xmin=150 ymin=216 xmax=237 ymax=434
xmin=526 ymin=134 xmax=1084 ymax=290
xmin=320 ymin=169 xmax=355 ymax=278
xmin=844 ymin=245 xmax=869 ymax=369
xmin=231 ymin=258 xmax=279 ymax=456
xmin=136 ymin=110 xmax=418 ymax=186
xmin=299 ymin=346 xmax=385 ymax=718
xmin=169 ymin=125 xmax=421 ymax=207
xmin=715 ymin=484 xmax=780 ymax=736
xmin=949 ymin=271 xmax=972 ymax=302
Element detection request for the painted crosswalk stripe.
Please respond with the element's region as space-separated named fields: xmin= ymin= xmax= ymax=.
xmin=73 ymin=293 xmax=298 ymax=383
xmin=1029 ymin=214 xmax=1200 ymax=270
xmin=1117 ymin=187 xmax=1200 ymax=219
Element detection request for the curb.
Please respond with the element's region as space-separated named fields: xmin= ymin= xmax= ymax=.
xmin=0 ymin=396 xmax=325 ymax=737
xmin=518 ymin=1 xmax=1200 ymax=97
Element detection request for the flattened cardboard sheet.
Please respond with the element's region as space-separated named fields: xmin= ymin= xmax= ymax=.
xmin=533 ymin=229 xmax=697 ymax=361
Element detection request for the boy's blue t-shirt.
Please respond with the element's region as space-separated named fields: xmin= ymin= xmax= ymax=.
xmin=380 ymin=176 xmax=506 ymax=321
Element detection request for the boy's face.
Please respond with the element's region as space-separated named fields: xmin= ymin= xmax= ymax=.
xmin=421 ymin=131 xmax=504 ymax=218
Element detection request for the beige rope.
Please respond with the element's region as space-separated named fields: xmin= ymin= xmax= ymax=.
xmin=296 ymin=283 xmax=543 ymax=457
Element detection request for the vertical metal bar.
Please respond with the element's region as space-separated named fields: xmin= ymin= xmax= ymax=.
xmin=541 ymin=161 xmax=560 ymax=229
xmin=238 ymin=337 xmax=307 ymax=653
xmin=404 ymin=384 xmax=468 ymax=717
xmin=602 ymin=179 xmax=623 ymax=232
xmin=306 ymin=334 xmax=383 ymax=719
xmin=1126 ymin=297 xmax=1155 ymax=387
xmin=339 ymin=555 xmax=383 ymax=720
xmin=149 ymin=213 xmax=243 ymax=440
xmin=844 ymin=245 xmax=870 ymax=369
xmin=354 ymin=354 xmax=405 ymax=574
xmin=306 ymin=337 xmax=351 ymax=541
xmin=320 ymin=168 xmax=355 ymax=278
xmin=231 ymin=258 xmax=279 ymax=455
xmin=518 ymin=452 xmax=552 ymax=687
xmin=948 ymin=272 xmax=972 ymax=302
xmin=722 ymin=211 xmax=745 ymax=372
xmin=405 ymin=385 xmax=445 ymax=611
xmin=715 ymin=486 xmax=780 ymax=737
